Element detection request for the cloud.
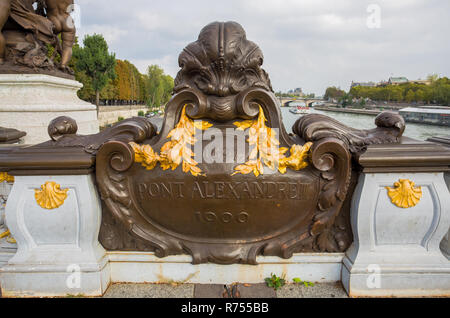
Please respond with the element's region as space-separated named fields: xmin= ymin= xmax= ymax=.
xmin=133 ymin=55 xmax=179 ymax=76
xmin=76 ymin=0 xmax=450 ymax=95
xmin=77 ymin=24 xmax=128 ymax=45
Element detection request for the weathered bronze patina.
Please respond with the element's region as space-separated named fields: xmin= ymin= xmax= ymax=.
xmin=0 ymin=126 xmax=25 ymax=143
xmin=0 ymin=0 xmax=75 ymax=76
xmin=0 ymin=21 xmax=411 ymax=264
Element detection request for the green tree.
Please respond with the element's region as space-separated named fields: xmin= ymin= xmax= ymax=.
xmin=432 ymin=77 xmax=450 ymax=105
xmin=427 ymin=73 xmax=439 ymax=84
xmin=414 ymin=89 xmax=425 ymax=102
xmin=405 ymin=90 xmax=415 ymax=103
xmin=325 ymin=86 xmax=345 ymax=100
xmin=339 ymin=93 xmax=351 ymax=108
xmin=146 ymin=65 xmax=174 ymax=108
xmin=73 ymin=34 xmax=117 ymax=112
xmin=390 ymin=86 xmax=403 ymax=102
xmin=75 ymin=71 xmax=95 ymax=102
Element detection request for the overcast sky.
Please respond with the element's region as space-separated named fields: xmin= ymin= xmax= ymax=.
xmin=76 ymin=0 xmax=450 ymax=96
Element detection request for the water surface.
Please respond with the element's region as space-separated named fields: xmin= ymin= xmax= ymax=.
xmin=280 ymin=108 xmax=449 ymax=141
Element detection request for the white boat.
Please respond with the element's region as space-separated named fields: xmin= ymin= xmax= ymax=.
xmin=289 ymin=106 xmax=310 ymax=114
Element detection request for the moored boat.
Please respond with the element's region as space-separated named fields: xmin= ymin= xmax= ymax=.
xmin=399 ymin=107 xmax=450 ymax=127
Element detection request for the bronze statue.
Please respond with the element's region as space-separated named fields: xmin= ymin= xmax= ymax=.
xmin=0 ymin=0 xmax=75 ymax=75
xmin=0 ymin=0 xmax=9 ymax=64
xmin=45 ymin=0 xmax=75 ymax=71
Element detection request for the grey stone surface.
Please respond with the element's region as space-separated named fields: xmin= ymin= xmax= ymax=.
xmin=194 ymin=284 xmax=224 ymax=298
xmin=194 ymin=283 xmax=277 ymax=298
xmin=237 ymin=283 xmax=276 ymax=298
xmin=100 ymin=282 xmax=348 ymax=298
xmin=277 ymin=282 xmax=348 ymax=298
xmin=103 ymin=283 xmax=194 ymax=298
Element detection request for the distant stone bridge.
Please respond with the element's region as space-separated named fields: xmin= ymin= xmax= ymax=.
xmin=278 ymin=97 xmax=325 ymax=107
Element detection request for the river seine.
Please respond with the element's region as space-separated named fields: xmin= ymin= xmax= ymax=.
xmin=280 ymin=107 xmax=449 ymax=141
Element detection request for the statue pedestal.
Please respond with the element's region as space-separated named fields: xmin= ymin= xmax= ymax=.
xmin=0 ymin=74 xmax=99 ymax=144
xmin=342 ymin=142 xmax=450 ymax=297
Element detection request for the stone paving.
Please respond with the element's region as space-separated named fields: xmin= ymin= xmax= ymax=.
xmin=102 ymin=282 xmax=348 ymax=298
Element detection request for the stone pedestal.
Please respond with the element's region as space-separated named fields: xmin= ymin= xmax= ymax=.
xmin=342 ymin=141 xmax=450 ymax=297
xmin=0 ymin=175 xmax=110 ymax=297
xmin=0 ymin=74 xmax=99 ymax=144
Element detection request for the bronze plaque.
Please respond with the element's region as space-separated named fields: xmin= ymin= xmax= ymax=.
xmin=91 ymin=22 xmax=405 ymax=264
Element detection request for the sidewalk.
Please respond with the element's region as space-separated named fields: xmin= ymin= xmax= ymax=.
xmin=102 ymin=282 xmax=348 ymax=298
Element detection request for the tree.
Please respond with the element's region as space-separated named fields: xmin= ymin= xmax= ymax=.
xmin=146 ymin=65 xmax=174 ymax=108
xmin=432 ymin=77 xmax=450 ymax=106
xmin=405 ymin=90 xmax=415 ymax=103
xmin=427 ymin=73 xmax=439 ymax=84
xmin=73 ymin=34 xmax=117 ymax=112
xmin=339 ymin=93 xmax=351 ymax=108
xmin=325 ymin=86 xmax=345 ymax=100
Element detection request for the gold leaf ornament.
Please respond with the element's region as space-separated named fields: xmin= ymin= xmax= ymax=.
xmin=130 ymin=142 xmax=160 ymax=170
xmin=0 ymin=172 xmax=14 ymax=183
xmin=232 ymin=106 xmax=312 ymax=176
xmin=130 ymin=105 xmax=212 ymax=176
xmin=35 ymin=182 xmax=69 ymax=210
xmin=278 ymin=142 xmax=313 ymax=174
xmin=385 ymin=179 xmax=422 ymax=209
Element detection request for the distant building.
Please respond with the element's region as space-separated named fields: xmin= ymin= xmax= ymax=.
xmin=352 ymin=77 xmax=432 ymax=89
xmin=351 ymin=81 xmax=377 ymax=88
xmin=388 ymin=77 xmax=409 ymax=85
xmin=287 ymin=88 xmax=304 ymax=97
xmin=409 ymin=79 xmax=432 ymax=85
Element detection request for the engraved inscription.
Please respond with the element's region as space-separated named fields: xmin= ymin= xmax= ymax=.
xmin=138 ymin=182 xmax=185 ymax=200
xmin=138 ymin=181 xmax=311 ymax=201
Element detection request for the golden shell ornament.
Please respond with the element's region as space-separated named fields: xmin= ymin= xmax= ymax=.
xmin=35 ymin=182 xmax=69 ymax=210
xmin=0 ymin=172 xmax=14 ymax=183
xmin=0 ymin=230 xmax=16 ymax=244
xmin=385 ymin=179 xmax=422 ymax=209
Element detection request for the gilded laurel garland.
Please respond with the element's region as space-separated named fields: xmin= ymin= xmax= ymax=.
xmin=0 ymin=172 xmax=14 ymax=183
xmin=130 ymin=105 xmax=212 ymax=176
xmin=130 ymin=143 xmax=160 ymax=170
xmin=385 ymin=179 xmax=422 ymax=209
xmin=131 ymin=105 xmax=312 ymax=177
xmin=35 ymin=182 xmax=69 ymax=210
xmin=232 ymin=106 xmax=312 ymax=176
